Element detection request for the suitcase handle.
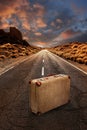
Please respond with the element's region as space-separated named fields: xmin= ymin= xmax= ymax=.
xmin=36 ymin=81 xmax=41 ymax=86
xmin=47 ymin=74 xmax=55 ymax=77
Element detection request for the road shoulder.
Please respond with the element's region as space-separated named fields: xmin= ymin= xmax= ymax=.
xmin=67 ymin=60 xmax=87 ymax=73
xmin=0 ymin=56 xmax=31 ymax=75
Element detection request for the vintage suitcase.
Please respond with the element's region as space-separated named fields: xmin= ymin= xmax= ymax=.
xmin=29 ymin=74 xmax=70 ymax=114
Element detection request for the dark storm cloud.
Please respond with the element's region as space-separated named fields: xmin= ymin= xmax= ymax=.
xmin=0 ymin=0 xmax=87 ymax=47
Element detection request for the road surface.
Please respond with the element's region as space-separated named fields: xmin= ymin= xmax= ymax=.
xmin=0 ymin=50 xmax=87 ymax=130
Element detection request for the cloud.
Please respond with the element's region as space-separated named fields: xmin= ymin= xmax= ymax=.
xmin=33 ymin=3 xmax=44 ymax=15
xmin=0 ymin=23 xmax=9 ymax=29
xmin=53 ymin=28 xmax=82 ymax=42
xmin=36 ymin=18 xmax=47 ymax=28
xmin=0 ymin=0 xmax=30 ymax=29
xmin=71 ymin=3 xmax=85 ymax=15
xmin=34 ymin=32 xmax=42 ymax=36
xmin=50 ymin=22 xmax=55 ymax=27
xmin=32 ymin=41 xmax=47 ymax=47
xmin=0 ymin=0 xmax=87 ymax=47
xmin=56 ymin=19 xmax=63 ymax=24
xmin=59 ymin=29 xmax=79 ymax=39
xmin=22 ymin=19 xmax=31 ymax=30
xmin=0 ymin=0 xmax=46 ymax=29
xmin=0 ymin=0 xmax=22 ymax=17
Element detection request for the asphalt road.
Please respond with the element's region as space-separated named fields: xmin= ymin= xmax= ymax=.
xmin=0 ymin=50 xmax=87 ymax=130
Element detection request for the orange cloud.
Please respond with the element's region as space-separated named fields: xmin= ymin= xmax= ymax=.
xmin=23 ymin=36 xmax=29 ymax=40
xmin=33 ymin=3 xmax=45 ymax=16
xmin=0 ymin=0 xmax=29 ymax=24
xmin=0 ymin=0 xmax=21 ymax=17
xmin=36 ymin=18 xmax=47 ymax=28
xmin=34 ymin=32 xmax=42 ymax=36
xmin=60 ymin=29 xmax=79 ymax=39
xmin=34 ymin=41 xmax=46 ymax=46
xmin=60 ymin=31 xmax=70 ymax=39
xmin=0 ymin=23 xmax=9 ymax=29
xmin=54 ymin=29 xmax=81 ymax=42
xmin=56 ymin=19 xmax=63 ymax=24
xmin=22 ymin=19 xmax=31 ymax=30
xmin=0 ymin=0 xmax=47 ymax=40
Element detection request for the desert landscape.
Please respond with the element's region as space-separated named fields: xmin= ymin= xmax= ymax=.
xmin=49 ymin=42 xmax=87 ymax=65
xmin=0 ymin=27 xmax=41 ymax=73
xmin=0 ymin=27 xmax=40 ymax=61
xmin=0 ymin=1 xmax=87 ymax=130
xmin=0 ymin=27 xmax=87 ymax=74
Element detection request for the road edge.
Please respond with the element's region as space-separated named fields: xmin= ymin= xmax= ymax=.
xmin=0 ymin=54 xmax=35 ymax=76
xmin=52 ymin=52 xmax=87 ymax=75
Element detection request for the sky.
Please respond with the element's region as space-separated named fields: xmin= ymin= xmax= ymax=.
xmin=0 ymin=0 xmax=87 ymax=47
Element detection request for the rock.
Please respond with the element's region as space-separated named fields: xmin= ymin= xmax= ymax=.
xmin=0 ymin=29 xmax=6 ymax=35
xmin=10 ymin=27 xmax=22 ymax=41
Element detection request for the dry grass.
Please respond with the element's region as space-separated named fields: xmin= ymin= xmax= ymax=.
xmin=0 ymin=43 xmax=40 ymax=61
xmin=49 ymin=42 xmax=87 ymax=65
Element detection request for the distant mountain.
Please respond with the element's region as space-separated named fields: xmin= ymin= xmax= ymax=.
xmin=0 ymin=27 xmax=29 ymax=46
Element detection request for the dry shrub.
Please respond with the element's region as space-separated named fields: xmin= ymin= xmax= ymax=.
xmin=57 ymin=51 xmax=63 ymax=56
xmin=25 ymin=51 xmax=30 ymax=55
xmin=81 ymin=45 xmax=87 ymax=50
xmin=10 ymin=54 xmax=19 ymax=58
xmin=0 ymin=43 xmax=16 ymax=51
xmin=4 ymin=43 xmax=11 ymax=46
xmin=0 ymin=55 xmax=6 ymax=59
xmin=72 ymin=48 xmax=78 ymax=52
xmin=0 ymin=43 xmax=40 ymax=59
xmin=71 ymin=44 xmax=78 ymax=49
xmin=76 ymin=58 xmax=84 ymax=64
xmin=0 ymin=45 xmax=8 ymax=50
xmin=49 ymin=42 xmax=87 ymax=65
xmin=20 ymin=48 xmax=26 ymax=51
xmin=55 ymin=51 xmax=59 ymax=55
xmin=59 ymin=47 xmax=65 ymax=51
xmin=19 ymin=53 xmax=25 ymax=56
xmin=78 ymin=44 xmax=85 ymax=49
xmin=0 ymin=43 xmax=11 ymax=49
xmin=83 ymin=56 xmax=87 ymax=61
xmin=70 ymin=51 xmax=76 ymax=55
xmin=69 ymin=54 xmax=76 ymax=61
xmin=0 ymin=51 xmax=11 ymax=57
xmin=82 ymin=56 xmax=87 ymax=64
xmin=55 ymin=48 xmax=60 ymax=51
xmin=63 ymin=49 xmax=71 ymax=53
xmin=12 ymin=50 xmax=18 ymax=54
xmin=84 ymin=60 xmax=87 ymax=64
xmin=78 ymin=53 xmax=86 ymax=58
xmin=63 ymin=53 xmax=70 ymax=59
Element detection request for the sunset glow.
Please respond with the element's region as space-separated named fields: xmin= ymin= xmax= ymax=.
xmin=0 ymin=0 xmax=87 ymax=47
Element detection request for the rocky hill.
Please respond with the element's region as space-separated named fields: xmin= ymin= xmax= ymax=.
xmin=0 ymin=27 xmax=41 ymax=61
xmin=48 ymin=42 xmax=87 ymax=65
xmin=0 ymin=27 xmax=29 ymax=46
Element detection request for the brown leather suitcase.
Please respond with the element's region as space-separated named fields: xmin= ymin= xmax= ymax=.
xmin=29 ymin=74 xmax=70 ymax=114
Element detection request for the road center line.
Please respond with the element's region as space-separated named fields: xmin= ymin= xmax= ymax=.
xmin=43 ymin=59 xmax=44 ymax=63
xmin=42 ymin=66 xmax=44 ymax=76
